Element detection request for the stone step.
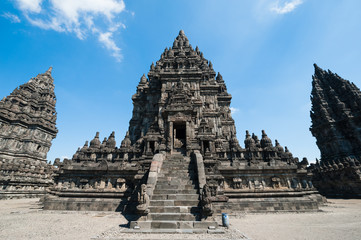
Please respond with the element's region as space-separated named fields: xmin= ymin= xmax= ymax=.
xmin=154 ymin=184 xmax=196 ymax=190
xmin=152 ymin=194 xmax=199 ymax=201
xmin=160 ymin=169 xmax=194 ymax=173
xmin=160 ymin=173 xmax=194 ymax=178
xmin=153 ymin=189 xmax=198 ymax=194
xmin=155 ymin=181 xmax=195 ymax=186
xmin=160 ymin=167 xmax=196 ymax=171
xmin=130 ymin=220 xmax=218 ymax=230
xmin=149 ymin=213 xmax=196 ymax=221
xmin=157 ymin=173 xmax=196 ymax=178
xmin=157 ymin=176 xmax=195 ymax=181
xmin=162 ymin=162 xmax=194 ymax=166
xmin=156 ymin=179 xmax=195 ymax=185
xmin=150 ymin=199 xmax=199 ymax=207
xmin=148 ymin=206 xmax=200 ymax=213
xmin=163 ymin=160 xmax=191 ymax=163
xmin=151 ymin=221 xmax=193 ymax=229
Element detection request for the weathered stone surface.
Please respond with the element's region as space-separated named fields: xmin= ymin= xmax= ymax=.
xmin=309 ymin=64 xmax=361 ymax=198
xmin=0 ymin=68 xmax=57 ymax=199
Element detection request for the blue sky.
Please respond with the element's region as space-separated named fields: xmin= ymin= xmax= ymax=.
xmin=1 ymin=0 xmax=361 ymax=163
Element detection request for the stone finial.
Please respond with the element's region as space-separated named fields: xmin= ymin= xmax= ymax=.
xmin=90 ymin=132 xmax=101 ymax=148
xmin=150 ymin=62 xmax=155 ymax=70
xmin=80 ymin=141 xmax=88 ymax=152
xmin=216 ymin=72 xmax=223 ymax=81
xmin=106 ymin=131 xmax=116 ymax=148
xmin=313 ymin=63 xmax=326 ymax=79
xmin=140 ymin=74 xmax=147 ymax=84
xmin=244 ymin=130 xmax=255 ymax=148
xmin=173 ymin=39 xmax=178 ymax=48
xmin=121 ymin=131 xmax=131 ymax=148
xmin=275 ymin=139 xmax=284 ymax=152
xmin=261 ymin=130 xmax=272 ymax=148
xmin=46 ymin=66 xmax=53 ymax=75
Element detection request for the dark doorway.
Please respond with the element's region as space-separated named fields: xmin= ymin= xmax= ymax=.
xmin=149 ymin=141 xmax=155 ymax=153
xmin=173 ymin=122 xmax=186 ymax=151
xmin=203 ymin=140 xmax=210 ymax=154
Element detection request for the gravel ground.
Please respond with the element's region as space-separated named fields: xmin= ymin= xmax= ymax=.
xmin=0 ymin=198 xmax=360 ymax=240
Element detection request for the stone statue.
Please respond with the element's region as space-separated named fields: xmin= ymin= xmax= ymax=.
xmin=136 ymin=184 xmax=149 ymax=214
xmin=201 ymin=184 xmax=213 ymax=217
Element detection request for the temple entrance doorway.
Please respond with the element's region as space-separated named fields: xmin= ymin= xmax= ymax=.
xmin=173 ymin=122 xmax=186 ymax=153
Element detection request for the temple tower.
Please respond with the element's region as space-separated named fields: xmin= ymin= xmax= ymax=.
xmin=310 ymin=64 xmax=361 ymax=197
xmin=46 ymin=31 xmax=323 ymax=220
xmin=0 ymin=68 xmax=58 ymax=199
xmin=127 ymin=30 xmax=237 ymax=157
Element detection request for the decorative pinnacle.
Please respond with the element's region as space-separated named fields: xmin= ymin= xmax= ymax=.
xmin=216 ymin=72 xmax=223 ymax=81
xmin=140 ymin=74 xmax=147 ymax=84
xmin=46 ymin=66 xmax=53 ymax=75
xmin=313 ymin=63 xmax=326 ymax=79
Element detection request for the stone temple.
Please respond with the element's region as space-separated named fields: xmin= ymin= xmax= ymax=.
xmin=309 ymin=64 xmax=361 ymax=198
xmin=44 ymin=31 xmax=323 ymax=231
xmin=0 ymin=68 xmax=57 ymax=199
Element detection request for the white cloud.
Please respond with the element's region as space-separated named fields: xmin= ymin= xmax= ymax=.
xmin=271 ymin=0 xmax=303 ymax=14
xmin=13 ymin=0 xmax=126 ymax=61
xmin=99 ymin=31 xmax=122 ymax=61
xmin=2 ymin=12 xmax=21 ymax=23
xmin=230 ymin=107 xmax=240 ymax=115
xmin=16 ymin=0 xmax=42 ymax=13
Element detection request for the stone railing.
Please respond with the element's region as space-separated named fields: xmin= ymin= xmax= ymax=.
xmin=192 ymin=150 xmax=206 ymax=191
xmin=145 ymin=152 xmax=165 ymax=197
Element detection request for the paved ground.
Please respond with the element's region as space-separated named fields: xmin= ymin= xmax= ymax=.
xmin=0 ymin=198 xmax=360 ymax=240
xmin=231 ymin=199 xmax=361 ymax=240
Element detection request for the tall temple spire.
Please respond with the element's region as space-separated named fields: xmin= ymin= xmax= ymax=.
xmin=0 ymin=68 xmax=58 ymax=198
xmin=310 ymin=64 xmax=361 ymax=162
xmin=310 ymin=64 xmax=361 ymax=197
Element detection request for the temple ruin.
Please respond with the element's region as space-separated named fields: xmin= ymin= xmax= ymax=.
xmin=0 ymin=68 xmax=57 ymax=199
xmin=43 ymin=31 xmax=323 ymax=231
xmin=310 ymin=64 xmax=361 ymax=198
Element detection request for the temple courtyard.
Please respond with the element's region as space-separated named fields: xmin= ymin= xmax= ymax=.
xmin=0 ymin=199 xmax=360 ymax=240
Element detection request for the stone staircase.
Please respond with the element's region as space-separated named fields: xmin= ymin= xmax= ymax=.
xmin=129 ymin=153 xmax=219 ymax=233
